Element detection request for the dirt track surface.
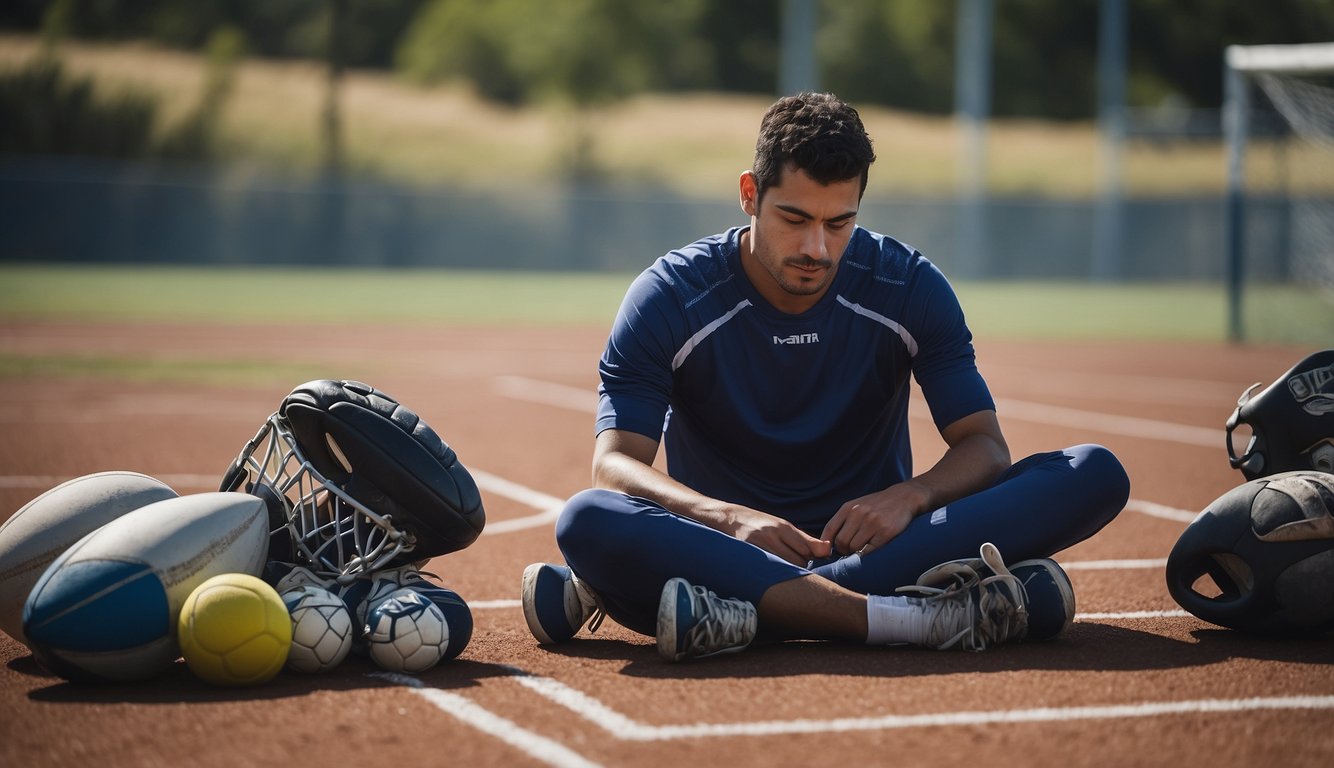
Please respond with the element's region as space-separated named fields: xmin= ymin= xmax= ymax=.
xmin=1 ymin=320 xmax=1330 ymax=767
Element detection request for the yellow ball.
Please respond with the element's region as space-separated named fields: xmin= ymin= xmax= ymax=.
xmin=178 ymin=573 xmax=292 ymax=686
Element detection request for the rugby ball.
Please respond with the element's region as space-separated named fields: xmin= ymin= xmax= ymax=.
xmin=0 ymin=471 xmax=178 ymax=646
xmin=22 ymin=492 xmax=268 ymax=683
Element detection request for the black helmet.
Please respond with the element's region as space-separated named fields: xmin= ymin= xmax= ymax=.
xmin=1226 ymin=349 xmax=1334 ymax=480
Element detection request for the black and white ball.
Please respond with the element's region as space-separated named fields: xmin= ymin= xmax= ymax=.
xmin=364 ymin=588 xmax=449 ymax=674
xmin=282 ymin=584 xmax=354 ymax=674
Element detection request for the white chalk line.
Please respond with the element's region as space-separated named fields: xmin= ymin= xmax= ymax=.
xmin=1126 ymin=498 xmax=1200 ymax=523
xmin=386 ymin=667 xmax=1334 ymax=744
xmin=370 ymin=672 xmax=603 ymax=768
xmin=1063 ymin=558 xmax=1168 ymax=570
xmin=981 ymin=365 xmax=1246 ymax=407
xmin=493 ymin=374 xmax=1228 ymax=449
xmin=469 ymin=599 xmax=522 ymax=610
xmin=994 ymin=398 xmax=1222 ymax=447
xmin=1076 ymin=609 xmax=1193 ymax=621
xmin=495 ymin=375 xmax=596 ymax=414
xmin=519 ymin=672 xmax=1334 ymax=740
xmin=469 ymin=468 xmax=564 ymax=535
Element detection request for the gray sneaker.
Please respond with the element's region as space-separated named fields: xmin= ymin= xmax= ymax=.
xmin=657 ymin=577 xmax=758 ymax=662
xmin=896 ymin=542 xmax=1030 ymax=651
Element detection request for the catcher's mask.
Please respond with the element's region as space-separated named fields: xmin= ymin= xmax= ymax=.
xmin=1227 ymin=349 xmax=1334 ymax=481
xmin=221 ymin=380 xmax=485 ymax=583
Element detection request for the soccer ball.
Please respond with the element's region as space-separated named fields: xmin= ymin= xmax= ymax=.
xmin=281 ymin=585 xmax=354 ymax=674
xmin=179 ymin=573 xmax=291 ymax=686
xmin=365 ymin=588 xmax=449 ymax=673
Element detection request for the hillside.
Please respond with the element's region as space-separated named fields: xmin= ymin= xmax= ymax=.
xmin=0 ymin=33 xmax=1245 ymax=198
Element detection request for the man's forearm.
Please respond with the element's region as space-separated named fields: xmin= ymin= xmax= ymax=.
xmin=909 ymin=431 xmax=1010 ymax=513
xmin=593 ymin=449 xmax=734 ymax=531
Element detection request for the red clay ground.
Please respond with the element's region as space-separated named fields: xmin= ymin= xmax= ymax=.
xmin=0 ymin=320 xmax=1330 ymax=767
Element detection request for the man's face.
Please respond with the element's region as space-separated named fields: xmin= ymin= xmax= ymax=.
xmin=740 ymin=165 xmax=860 ymax=314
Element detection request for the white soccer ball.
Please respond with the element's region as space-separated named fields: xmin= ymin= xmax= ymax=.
xmin=282 ymin=585 xmax=354 ymax=674
xmin=365 ymin=588 xmax=449 ymax=674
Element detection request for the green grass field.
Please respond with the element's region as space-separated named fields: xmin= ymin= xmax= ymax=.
xmin=0 ymin=264 xmax=636 ymax=326
xmin=3 ymin=263 xmax=1329 ymax=341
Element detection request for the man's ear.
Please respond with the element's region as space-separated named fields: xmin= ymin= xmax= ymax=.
xmin=739 ymin=171 xmax=758 ymax=217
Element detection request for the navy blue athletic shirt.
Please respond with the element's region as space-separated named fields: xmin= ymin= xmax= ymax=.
xmin=596 ymin=225 xmax=994 ymax=533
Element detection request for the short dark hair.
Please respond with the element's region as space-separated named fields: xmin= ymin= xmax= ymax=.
xmin=752 ymin=92 xmax=876 ymax=201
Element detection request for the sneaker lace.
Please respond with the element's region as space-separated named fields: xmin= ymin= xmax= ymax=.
xmin=684 ymin=585 xmax=756 ymax=657
xmin=571 ymin=573 xmax=606 ymax=634
xmin=389 ymin=563 xmax=441 ymax=584
xmin=898 ymin=543 xmax=1029 ymax=651
xmin=271 ymin=563 xmax=338 ymax=592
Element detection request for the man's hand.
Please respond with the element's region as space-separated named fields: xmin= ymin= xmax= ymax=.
xmin=820 ymin=482 xmax=931 ymax=557
xmin=820 ymin=410 xmax=1010 ymax=557
xmin=723 ymin=504 xmax=832 ymax=566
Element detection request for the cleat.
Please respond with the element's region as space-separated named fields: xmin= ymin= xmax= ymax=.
xmin=656 ymin=577 xmax=757 ymax=662
xmin=897 ymin=542 xmax=1030 ymax=651
xmin=521 ymin=563 xmax=606 ymax=644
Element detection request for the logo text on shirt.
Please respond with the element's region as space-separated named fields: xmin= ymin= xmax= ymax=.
xmin=773 ymin=333 xmax=820 ymax=345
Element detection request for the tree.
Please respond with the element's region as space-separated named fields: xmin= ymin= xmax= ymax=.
xmin=396 ymin=0 xmax=709 ymax=106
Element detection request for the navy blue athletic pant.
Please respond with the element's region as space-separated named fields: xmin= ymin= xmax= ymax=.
xmin=555 ymin=443 xmax=1130 ymax=636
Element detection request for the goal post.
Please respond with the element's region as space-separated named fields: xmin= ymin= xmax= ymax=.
xmin=1223 ymin=42 xmax=1334 ymax=343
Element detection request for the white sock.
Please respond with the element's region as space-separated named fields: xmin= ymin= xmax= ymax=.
xmin=866 ymin=593 xmax=931 ymax=645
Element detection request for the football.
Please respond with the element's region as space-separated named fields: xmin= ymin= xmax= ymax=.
xmin=179 ymin=573 xmax=291 ymax=686
xmin=365 ymin=588 xmax=449 ymax=673
xmin=0 ymin=471 xmax=178 ymax=646
xmin=22 ymin=492 xmax=268 ymax=682
xmin=282 ymin=584 xmax=354 ymax=674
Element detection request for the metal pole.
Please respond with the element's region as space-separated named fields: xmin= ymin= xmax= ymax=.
xmin=954 ymin=0 xmax=993 ymax=279
xmin=1223 ymin=48 xmax=1250 ymax=343
xmin=1092 ymin=0 xmax=1127 ymax=281
xmin=780 ymin=0 xmax=818 ymax=95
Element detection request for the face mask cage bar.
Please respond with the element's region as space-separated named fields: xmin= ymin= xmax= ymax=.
xmin=228 ymin=413 xmax=417 ymax=584
xmin=1225 ymin=383 xmax=1263 ymax=475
